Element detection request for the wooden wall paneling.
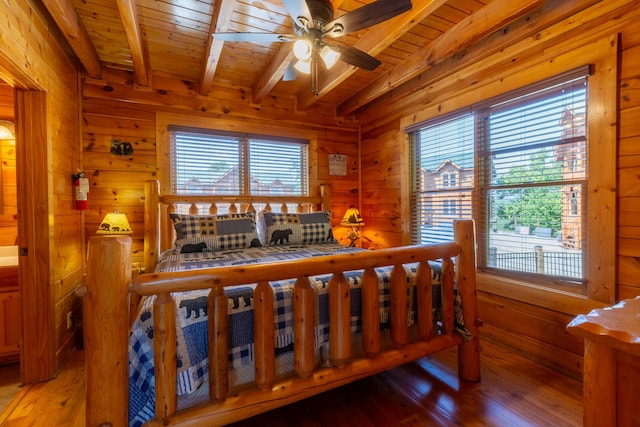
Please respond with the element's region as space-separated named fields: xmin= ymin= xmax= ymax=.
xmin=81 ymin=99 xmax=156 ymax=266
xmin=315 ymin=129 xmax=359 ymax=246
xmin=619 ymin=196 xmax=640 ymax=228
xmin=477 ymin=293 xmax=583 ymax=355
xmin=83 ymin=68 xmax=357 ymax=129
xmin=618 ymin=27 xmax=640 ymax=301
xmin=480 ymin=321 xmax=584 ymax=380
xmin=360 ymin=0 xmax=636 ymax=135
xmin=360 ymin=128 xmax=404 ymax=248
xmin=1 ymin=0 xmax=83 ymax=381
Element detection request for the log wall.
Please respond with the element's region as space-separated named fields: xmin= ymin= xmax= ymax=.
xmin=358 ymin=0 xmax=640 ymax=378
xmin=0 ymin=0 xmax=83 ymax=380
xmin=80 ymin=68 xmax=361 ymax=267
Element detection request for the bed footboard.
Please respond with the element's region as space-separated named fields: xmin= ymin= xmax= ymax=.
xmin=83 ymin=220 xmax=480 ymax=427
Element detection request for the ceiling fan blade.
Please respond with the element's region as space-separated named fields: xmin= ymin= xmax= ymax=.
xmin=213 ymin=33 xmax=294 ymax=44
xmin=283 ymin=60 xmax=298 ymax=81
xmin=325 ymin=0 xmax=412 ymax=37
xmin=281 ymin=0 xmax=314 ymax=28
xmin=334 ymin=45 xmax=381 ymax=71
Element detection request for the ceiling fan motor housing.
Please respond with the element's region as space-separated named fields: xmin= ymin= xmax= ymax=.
xmin=307 ymin=0 xmax=334 ymax=30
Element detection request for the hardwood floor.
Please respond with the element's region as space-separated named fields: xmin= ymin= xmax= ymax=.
xmin=0 ymin=363 xmax=20 ymax=417
xmin=0 ymin=340 xmax=583 ymax=426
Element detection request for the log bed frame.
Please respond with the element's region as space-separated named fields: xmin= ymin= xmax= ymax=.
xmin=83 ymin=180 xmax=482 ymax=427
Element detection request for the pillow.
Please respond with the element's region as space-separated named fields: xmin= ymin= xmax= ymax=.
xmin=170 ymin=211 xmax=261 ymax=252
xmin=257 ymin=211 xmax=335 ymax=246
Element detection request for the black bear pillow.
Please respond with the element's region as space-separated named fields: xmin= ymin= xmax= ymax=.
xmin=257 ymin=211 xmax=335 ymax=246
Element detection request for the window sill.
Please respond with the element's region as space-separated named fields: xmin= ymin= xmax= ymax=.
xmin=477 ymin=271 xmax=608 ymax=316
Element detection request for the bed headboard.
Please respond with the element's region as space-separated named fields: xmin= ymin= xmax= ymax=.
xmin=143 ymin=180 xmax=331 ymax=273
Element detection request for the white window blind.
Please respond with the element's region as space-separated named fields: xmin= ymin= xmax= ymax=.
xmin=170 ymin=128 xmax=308 ymax=197
xmin=249 ymin=139 xmax=307 ymax=196
xmin=479 ymin=76 xmax=587 ymax=281
xmin=409 ymin=113 xmax=474 ymax=245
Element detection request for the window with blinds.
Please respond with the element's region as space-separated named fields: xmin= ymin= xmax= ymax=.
xmin=409 ymin=114 xmax=474 ymax=244
xmin=409 ymin=67 xmax=589 ymax=286
xmin=170 ymin=128 xmax=308 ymax=197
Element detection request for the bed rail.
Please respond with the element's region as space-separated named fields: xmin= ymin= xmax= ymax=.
xmin=83 ymin=220 xmax=480 ymax=427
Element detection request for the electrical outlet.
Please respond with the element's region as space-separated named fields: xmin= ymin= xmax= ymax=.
xmin=66 ymin=311 xmax=72 ymax=330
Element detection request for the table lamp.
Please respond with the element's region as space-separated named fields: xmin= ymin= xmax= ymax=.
xmin=341 ymin=207 xmax=365 ymax=247
xmin=97 ymin=211 xmax=133 ymax=235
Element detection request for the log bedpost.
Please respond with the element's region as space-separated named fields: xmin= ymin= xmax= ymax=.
xmin=319 ymin=183 xmax=330 ymax=212
xmin=294 ymin=276 xmax=315 ymax=378
xmin=329 ymin=272 xmax=350 ymax=368
xmin=254 ymin=280 xmax=275 ymax=389
xmin=441 ymin=258 xmax=455 ymax=335
xmin=415 ymin=261 xmax=433 ymax=340
xmin=390 ymin=264 xmax=408 ymax=347
xmin=153 ymin=292 xmax=177 ymax=421
xmin=361 ymin=267 xmax=381 ymax=357
xmin=454 ymin=220 xmax=481 ymax=382
xmin=145 ymin=180 xmax=160 ymax=273
xmin=84 ymin=235 xmax=131 ymax=427
xmin=209 ymin=286 xmax=229 ymax=401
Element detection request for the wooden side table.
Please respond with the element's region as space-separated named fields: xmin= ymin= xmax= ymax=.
xmin=567 ymin=297 xmax=640 ymax=427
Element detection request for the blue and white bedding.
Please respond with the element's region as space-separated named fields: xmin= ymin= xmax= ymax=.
xmin=128 ymin=242 xmax=459 ymax=426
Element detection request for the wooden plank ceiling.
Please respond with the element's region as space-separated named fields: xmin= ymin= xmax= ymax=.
xmin=40 ymin=0 xmax=545 ymax=114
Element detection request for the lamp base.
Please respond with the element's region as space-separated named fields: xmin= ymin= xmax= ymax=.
xmin=347 ymin=227 xmax=360 ymax=247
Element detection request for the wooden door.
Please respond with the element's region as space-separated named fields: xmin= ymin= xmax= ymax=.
xmin=15 ymin=90 xmax=54 ymax=383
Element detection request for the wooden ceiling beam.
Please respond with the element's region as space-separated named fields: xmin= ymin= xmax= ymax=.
xmin=252 ymin=47 xmax=294 ymax=103
xmin=297 ymin=0 xmax=448 ymax=111
xmin=116 ymin=0 xmax=148 ymax=87
xmin=200 ymin=0 xmax=236 ymax=96
xmin=337 ymin=0 xmax=545 ymax=116
xmin=41 ymin=0 xmax=102 ymax=79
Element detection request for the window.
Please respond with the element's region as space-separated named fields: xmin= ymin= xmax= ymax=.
xmin=170 ymin=128 xmax=308 ymax=198
xmin=409 ymin=114 xmax=474 ymax=244
xmin=409 ymin=67 xmax=589 ymax=289
xmin=442 ymin=173 xmax=457 ymax=187
xmin=443 ymin=199 xmax=457 ymax=216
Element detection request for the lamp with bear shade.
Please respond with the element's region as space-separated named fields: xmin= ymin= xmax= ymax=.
xmin=341 ymin=207 xmax=364 ymax=247
xmin=97 ymin=211 xmax=133 ymax=235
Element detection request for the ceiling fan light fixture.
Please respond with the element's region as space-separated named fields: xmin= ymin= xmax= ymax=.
xmin=294 ymin=59 xmax=311 ymax=74
xmin=293 ymin=39 xmax=313 ymax=61
xmin=320 ymin=45 xmax=340 ymax=69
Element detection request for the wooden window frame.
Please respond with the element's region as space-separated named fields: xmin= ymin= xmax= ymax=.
xmin=401 ymin=35 xmax=617 ymax=309
xmin=155 ymin=112 xmax=319 ymax=200
xmin=167 ymin=127 xmax=309 ymax=198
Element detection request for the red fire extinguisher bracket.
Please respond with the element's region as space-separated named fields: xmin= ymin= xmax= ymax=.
xmin=72 ymin=170 xmax=89 ymax=210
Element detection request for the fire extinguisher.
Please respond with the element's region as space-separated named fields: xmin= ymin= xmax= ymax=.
xmin=72 ymin=170 xmax=89 ymax=210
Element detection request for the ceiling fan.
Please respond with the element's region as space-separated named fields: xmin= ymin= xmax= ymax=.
xmin=213 ymin=0 xmax=413 ymax=95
